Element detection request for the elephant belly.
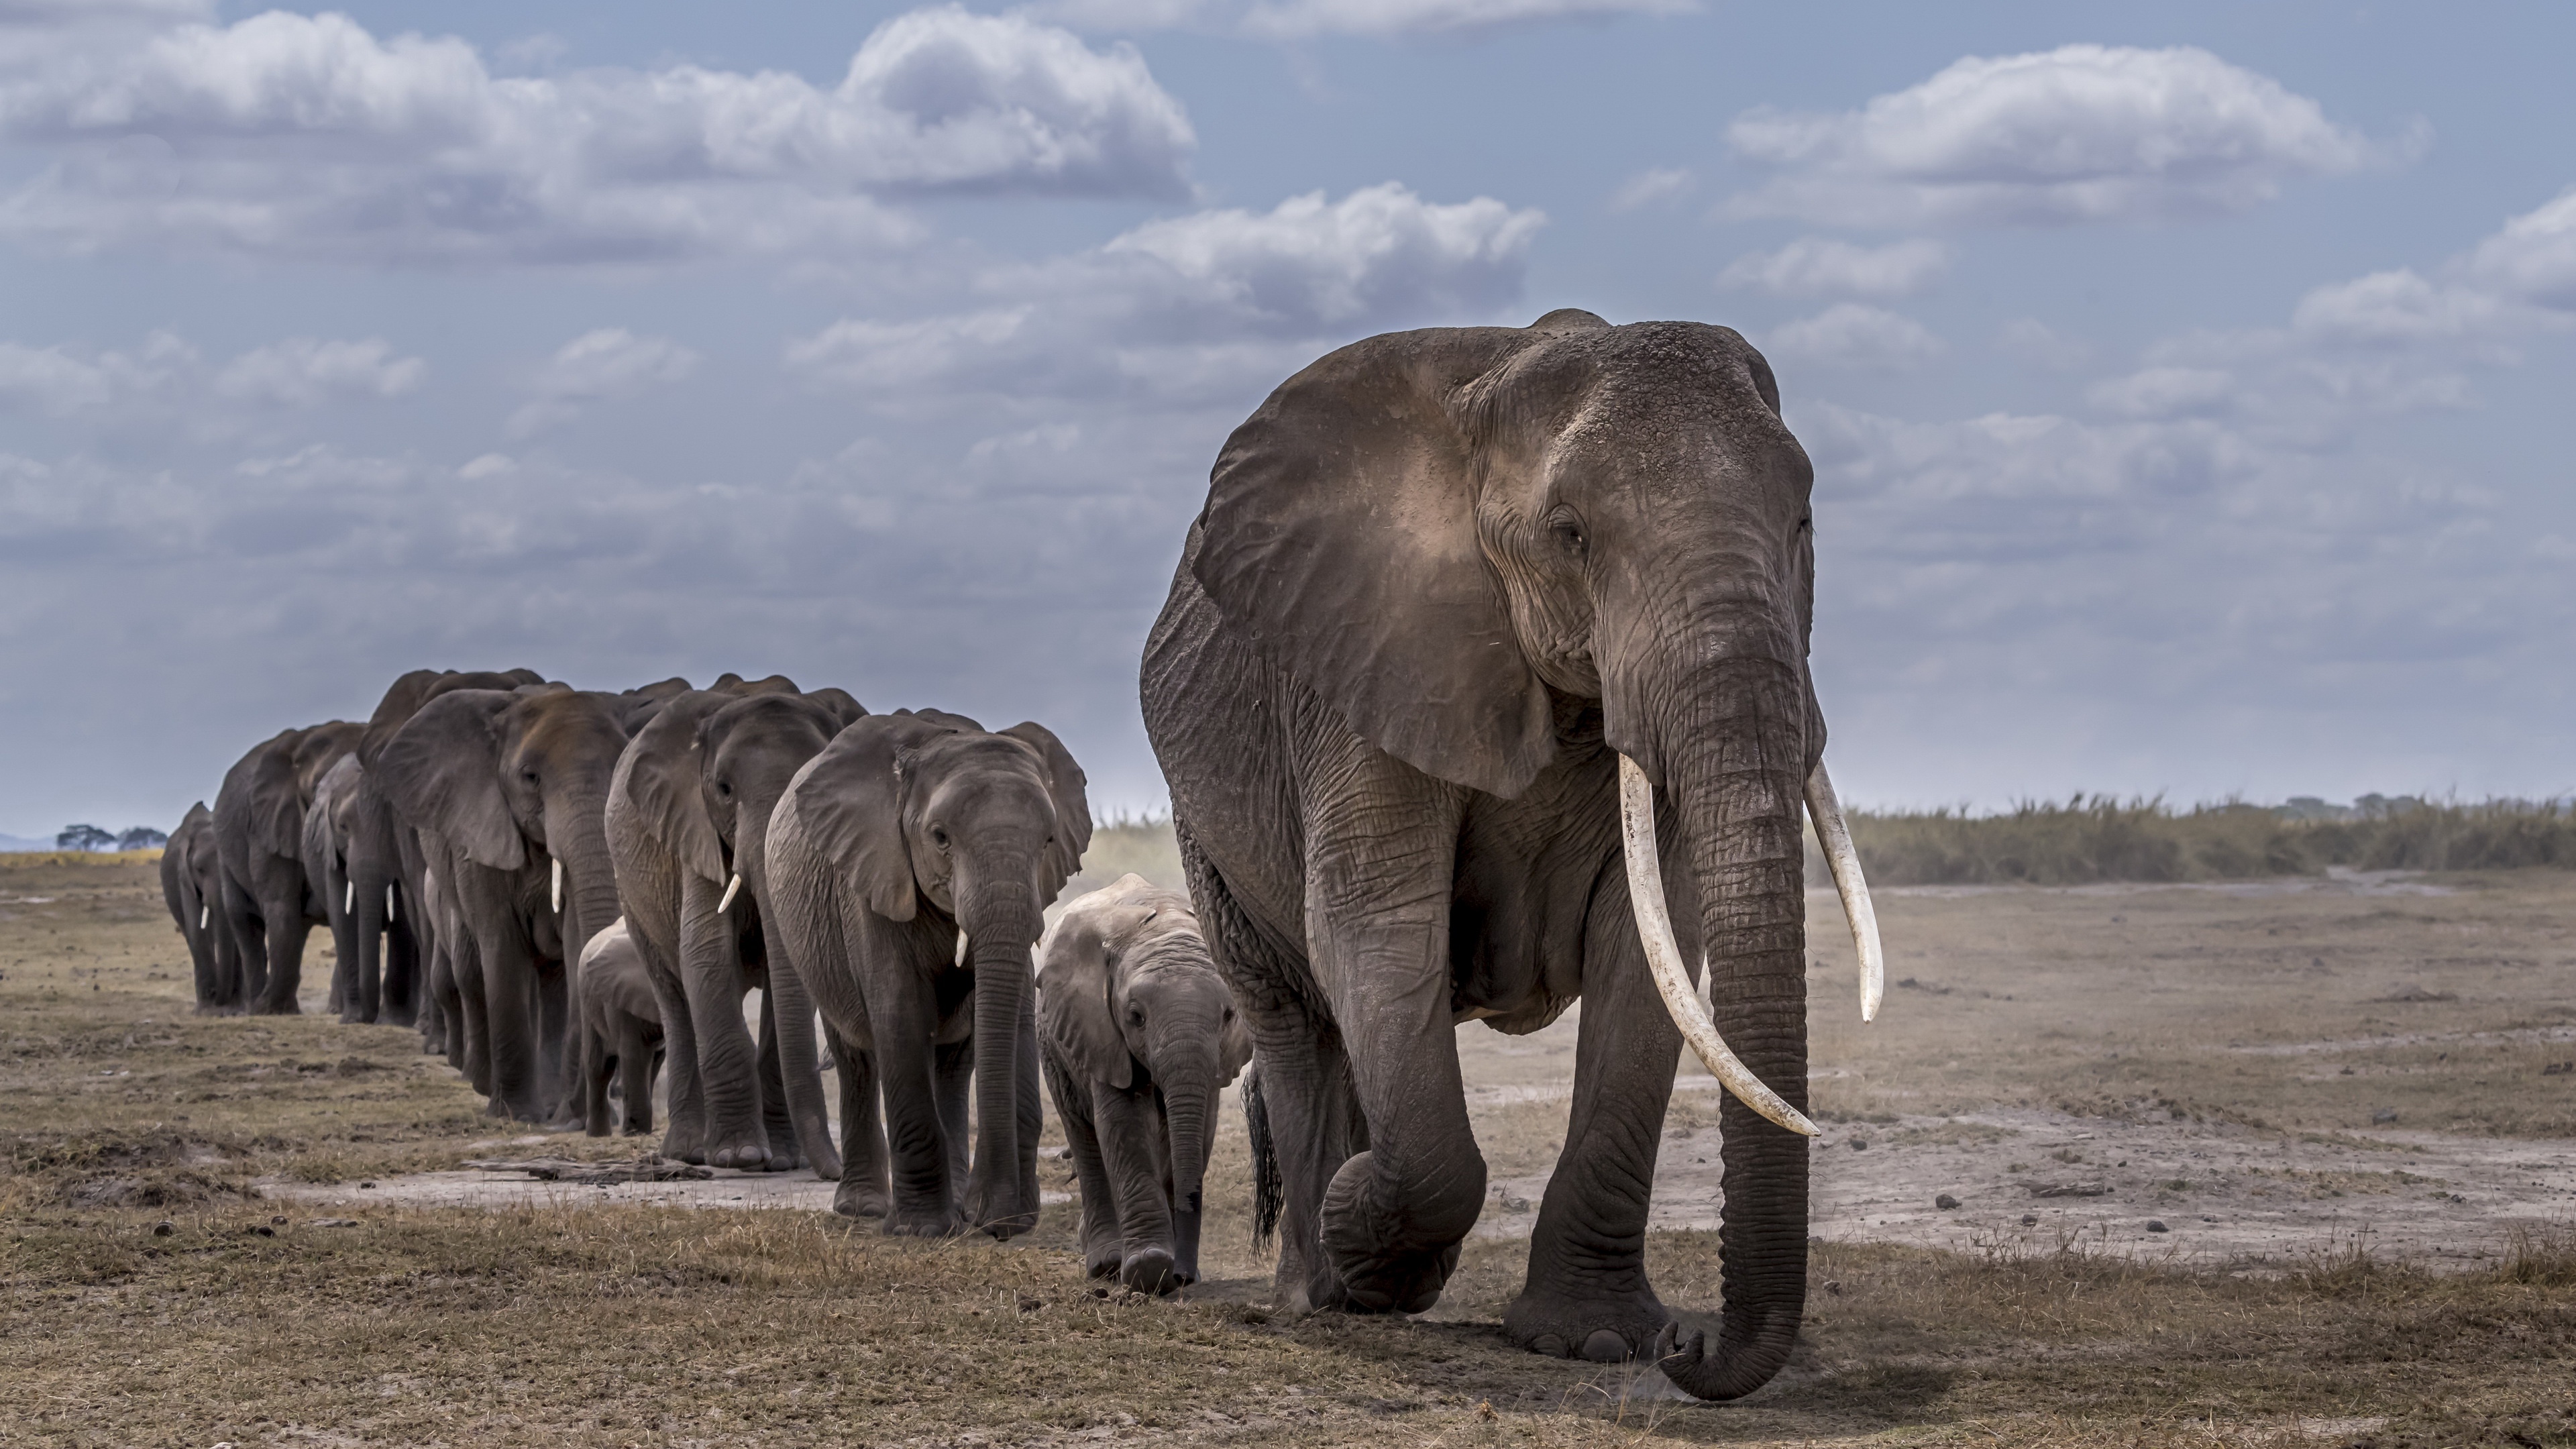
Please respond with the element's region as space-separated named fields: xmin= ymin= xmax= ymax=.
xmin=1448 ymin=727 xmax=1621 ymax=1031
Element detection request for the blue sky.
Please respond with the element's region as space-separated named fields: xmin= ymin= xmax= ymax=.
xmin=2 ymin=0 xmax=2571 ymax=835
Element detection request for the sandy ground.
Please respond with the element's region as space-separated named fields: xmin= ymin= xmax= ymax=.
xmin=279 ymin=868 xmax=2576 ymax=1277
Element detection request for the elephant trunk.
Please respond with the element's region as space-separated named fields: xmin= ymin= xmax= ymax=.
xmin=963 ymin=878 xmax=1042 ymax=1239
xmin=547 ymin=786 xmax=625 ymax=1117
xmin=1157 ymin=1046 xmax=1220 ymax=1285
xmin=741 ymin=808 xmax=841 ymax=1178
xmin=1639 ymin=654 xmax=1814 ymax=1402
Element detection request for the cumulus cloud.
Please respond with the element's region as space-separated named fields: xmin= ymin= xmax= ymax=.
xmin=1765 ymin=303 xmax=1945 ymax=371
xmin=0 ymin=5 xmax=1195 ymax=266
xmin=507 ymin=329 xmax=701 ymax=437
xmin=213 ymin=337 xmax=424 ymax=408
xmin=2465 ymin=187 xmax=2576 ymax=308
xmin=1719 ymin=236 xmax=1947 ymax=298
xmin=788 ymin=182 xmax=1545 ymax=406
xmin=1726 ymin=45 xmax=2387 ymax=228
xmin=1026 ymin=0 xmax=1694 ymax=37
xmin=0 ymin=329 xmax=421 ymax=423
xmin=1609 ymin=166 xmax=1693 ymax=211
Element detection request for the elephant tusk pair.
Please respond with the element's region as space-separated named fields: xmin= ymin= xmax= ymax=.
xmin=1805 ymin=762 xmax=1885 ymax=1022
xmin=1618 ymin=755 xmax=1820 ymax=1137
xmin=551 ymin=857 xmax=563 ymax=913
xmin=718 ymin=873 xmax=743 ymax=913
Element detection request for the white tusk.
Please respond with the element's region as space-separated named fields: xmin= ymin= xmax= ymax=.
xmin=386 ymin=885 xmax=396 ymax=922
xmin=551 ymin=857 xmax=563 ymax=912
xmin=1805 ymin=761 xmax=1885 ymax=1023
xmin=199 ymin=904 xmax=209 ymax=929
xmin=1618 ymin=755 xmax=1819 ymax=1137
xmin=344 ymin=881 xmax=354 ymax=914
xmin=718 ymin=873 xmax=742 ymax=913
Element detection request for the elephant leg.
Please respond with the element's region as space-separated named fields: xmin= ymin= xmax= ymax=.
xmin=827 ymin=1026 xmax=889 ymax=1219
xmin=871 ymin=984 xmax=961 ymax=1237
xmin=384 ymin=912 xmax=421 ymax=1028
xmin=449 ymin=932 xmax=490 ymax=1093
xmin=1094 ymin=1083 xmax=1180 ymax=1294
xmin=535 ymin=956 xmax=574 ymax=1126
xmin=756 ymin=990 xmax=802 ymax=1171
xmin=647 ymin=959 xmax=708 ymax=1165
xmin=619 ymin=1020 xmax=657 ymax=1137
xmin=221 ymin=878 xmax=266 ymax=1010
xmin=1179 ymin=824 xmax=1368 ymax=1313
xmin=1044 ymin=1053 xmax=1122 ymax=1278
xmin=1507 ymin=878 xmax=1680 ymax=1364
xmin=583 ymin=1021 xmax=613 ymax=1138
xmin=933 ymin=1036 xmax=974 ymax=1218
xmin=680 ymin=878 xmax=768 ymax=1169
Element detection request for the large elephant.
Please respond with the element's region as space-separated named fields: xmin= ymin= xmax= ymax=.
xmin=765 ymin=709 xmax=1090 ymax=1237
xmin=1038 ymin=873 xmax=1250 ymax=1293
xmin=302 ymin=754 xmax=363 ymax=1017
xmin=160 ymin=802 xmax=232 ymax=1012
xmin=604 ymin=678 xmax=861 ymax=1174
xmin=376 ymin=684 xmax=639 ymax=1122
xmin=212 ymin=720 xmax=366 ymax=1014
xmin=1138 ymin=311 xmax=1885 ymax=1401
xmin=345 ymin=668 xmax=547 ymax=1037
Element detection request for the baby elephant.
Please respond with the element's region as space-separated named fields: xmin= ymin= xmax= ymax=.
xmin=1039 ymin=874 xmax=1249 ymax=1294
xmin=578 ymin=918 xmax=667 ymax=1137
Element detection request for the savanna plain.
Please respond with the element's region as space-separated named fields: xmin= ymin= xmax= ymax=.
xmin=4 ymin=839 xmax=2573 ymax=1448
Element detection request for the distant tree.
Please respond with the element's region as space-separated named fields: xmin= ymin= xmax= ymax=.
xmin=56 ymin=824 xmax=115 ymax=851
xmin=117 ymin=826 xmax=168 ymax=851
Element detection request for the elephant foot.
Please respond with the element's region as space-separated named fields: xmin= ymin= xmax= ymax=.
xmin=1316 ymin=1151 xmax=1469 ymax=1315
xmin=1505 ymin=1287 xmax=1670 ymax=1363
xmin=704 ymin=1133 xmax=771 ymax=1171
xmin=832 ymin=1181 xmax=890 ymax=1220
xmin=1119 ymin=1247 xmax=1181 ymax=1296
xmin=1084 ymin=1244 xmax=1122 ymax=1280
xmin=883 ymin=1203 xmax=963 ymax=1237
xmin=966 ymin=1187 xmax=1040 ymax=1241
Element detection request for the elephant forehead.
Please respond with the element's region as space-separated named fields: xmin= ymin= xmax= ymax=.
xmin=509 ymin=692 xmax=628 ymax=757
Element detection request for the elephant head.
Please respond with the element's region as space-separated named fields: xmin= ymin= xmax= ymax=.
xmin=1040 ymin=872 xmax=1250 ymax=1289
xmin=783 ymin=708 xmax=1091 ymax=1235
xmin=1189 ymin=310 xmax=1883 ymax=1399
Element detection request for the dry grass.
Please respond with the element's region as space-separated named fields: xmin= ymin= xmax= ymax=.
xmin=9 ymin=861 xmax=2576 ymax=1446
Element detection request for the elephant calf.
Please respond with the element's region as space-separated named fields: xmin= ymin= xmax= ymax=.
xmin=577 ymin=918 xmax=665 ymax=1138
xmin=1039 ymin=874 xmax=1248 ymax=1294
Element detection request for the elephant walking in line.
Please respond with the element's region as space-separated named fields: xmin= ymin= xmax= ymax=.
xmin=160 ymin=802 xmax=233 ymax=1013
xmin=1140 ymin=311 xmax=1885 ymax=1401
xmin=764 ymin=709 xmax=1091 ymax=1236
xmin=1039 ymin=874 xmax=1250 ymax=1293
xmin=576 ymin=918 xmax=667 ymax=1138
xmin=376 ymin=684 xmax=642 ymax=1122
xmin=213 ymin=720 xmax=365 ymax=1014
xmin=303 ymin=755 xmax=363 ymax=1018
xmin=347 ymin=668 xmax=546 ymax=1039
xmin=604 ymin=677 xmax=864 ymax=1175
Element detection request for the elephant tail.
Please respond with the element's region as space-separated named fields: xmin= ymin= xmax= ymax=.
xmin=1244 ymin=1058 xmax=1281 ymax=1248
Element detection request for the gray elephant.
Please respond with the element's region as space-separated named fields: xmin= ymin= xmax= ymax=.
xmin=1039 ymin=873 xmax=1250 ymax=1293
xmin=159 ymin=802 xmax=233 ymax=1012
xmin=575 ymin=918 xmax=665 ymax=1138
xmin=1138 ymin=311 xmax=1886 ymax=1401
xmin=212 ymin=720 xmax=364 ymax=1014
xmin=376 ymin=684 xmax=639 ymax=1122
xmin=302 ymin=754 xmax=364 ymax=1018
xmin=345 ymin=668 xmax=547 ymax=1040
xmin=765 ymin=709 xmax=1090 ymax=1236
xmin=604 ymin=677 xmax=862 ymax=1175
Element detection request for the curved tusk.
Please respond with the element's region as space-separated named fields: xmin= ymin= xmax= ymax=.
xmin=343 ymin=881 xmax=354 ymax=914
xmin=718 ymin=873 xmax=742 ymax=913
xmin=386 ymin=885 xmax=396 ymax=922
xmin=1618 ymin=755 xmax=1819 ymax=1137
xmin=1805 ymin=761 xmax=1885 ymax=1023
xmin=550 ymin=857 xmax=563 ymax=913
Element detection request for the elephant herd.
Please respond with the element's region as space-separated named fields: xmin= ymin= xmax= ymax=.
xmin=152 ymin=312 xmax=1888 ymax=1402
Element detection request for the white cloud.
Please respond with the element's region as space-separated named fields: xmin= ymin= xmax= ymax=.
xmin=1726 ymin=45 xmax=2387 ymax=228
xmin=1996 ymin=317 xmax=2090 ymax=369
xmin=0 ymin=331 xmax=193 ymax=416
xmin=1609 ymin=166 xmax=1692 ymax=211
xmin=212 ymin=337 xmax=424 ymax=407
xmin=508 ymin=329 xmax=701 ymax=438
xmin=788 ymin=182 xmax=1545 ymax=406
xmin=1765 ymin=303 xmax=1945 ymax=371
xmin=2086 ymin=366 xmax=2233 ymax=421
xmin=0 ymin=5 xmax=1195 ymax=267
xmin=2463 ymin=187 xmax=2576 ymax=311
xmin=1719 ymin=236 xmax=1947 ymax=298
xmin=1024 ymin=0 xmax=1694 ymax=38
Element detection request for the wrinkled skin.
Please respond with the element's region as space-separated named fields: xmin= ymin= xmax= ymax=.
xmin=159 ymin=803 xmax=233 ymax=1013
xmin=575 ymin=918 xmax=667 ymax=1138
xmin=765 ymin=709 xmax=1089 ymax=1238
xmin=376 ymin=686 xmax=639 ymax=1123
xmin=1039 ymin=873 xmax=1251 ymax=1294
xmin=211 ymin=720 xmax=365 ymax=1014
xmin=604 ymin=676 xmax=860 ymax=1175
xmin=1141 ymin=311 xmax=1829 ymax=1399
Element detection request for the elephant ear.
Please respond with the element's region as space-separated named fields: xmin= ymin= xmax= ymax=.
xmin=621 ymin=692 xmax=731 ymax=885
xmin=241 ymin=731 xmax=311 ymax=863
xmin=1038 ymin=884 xmax=1142 ymax=1090
xmin=792 ymin=712 xmax=959 ymax=924
xmin=1191 ymin=323 xmax=1558 ymax=799
xmin=1002 ymin=721 xmax=1091 ymax=898
xmin=374 ymin=690 xmax=526 ymax=871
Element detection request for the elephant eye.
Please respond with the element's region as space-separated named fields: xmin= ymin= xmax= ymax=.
xmin=1127 ymin=1006 xmax=1145 ymax=1026
xmin=716 ymin=781 xmax=731 ymax=797
xmin=521 ymin=768 xmax=539 ymax=784
xmin=1546 ymin=512 xmax=1588 ymax=557
xmin=931 ymin=826 xmax=951 ymax=850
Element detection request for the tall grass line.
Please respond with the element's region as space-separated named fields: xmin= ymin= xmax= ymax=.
xmin=1832 ymin=796 xmax=2576 ymax=887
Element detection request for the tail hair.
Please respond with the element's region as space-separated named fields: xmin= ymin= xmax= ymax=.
xmin=1244 ymin=1059 xmax=1282 ymax=1248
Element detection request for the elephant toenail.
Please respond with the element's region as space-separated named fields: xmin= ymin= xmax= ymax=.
xmin=1530 ymin=1334 xmax=1568 ymax=1358
xmin=1580 ymin=1330 xmax=1629 ymax=1362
